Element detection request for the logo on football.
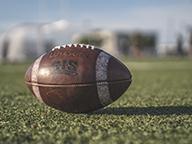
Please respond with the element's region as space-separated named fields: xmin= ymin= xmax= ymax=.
xmin=52 ymin=60 xmax=78 ymax=76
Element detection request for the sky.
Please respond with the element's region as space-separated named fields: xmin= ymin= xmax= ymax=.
xmin=0 ymin=0 xmax=192 ymax=44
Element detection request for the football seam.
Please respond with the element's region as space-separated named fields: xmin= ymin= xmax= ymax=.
xmin=25 ymin=79 xmax=131 ymax=87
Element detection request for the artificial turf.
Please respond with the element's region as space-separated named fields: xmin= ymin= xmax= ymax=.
xmin=0 ymin=58 xmax=192 ymax=144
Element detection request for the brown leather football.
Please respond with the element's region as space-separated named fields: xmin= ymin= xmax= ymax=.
xmin=25 ymin=44 xmax=132 ymax=113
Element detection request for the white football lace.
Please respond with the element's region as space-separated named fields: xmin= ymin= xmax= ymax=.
xmin=51 ymin=44 xmax=95 ymax=51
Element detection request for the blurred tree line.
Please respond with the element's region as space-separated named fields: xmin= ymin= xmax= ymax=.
xmin=77 ymin=36 xmax=103 ymax=47
xmin=77 ymin=32 xmax=156 ymax=57
xmin=130 ymin=32 xmax=156 ymax=57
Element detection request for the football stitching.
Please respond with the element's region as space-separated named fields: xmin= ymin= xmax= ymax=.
xmin=51 ymin=44 xmax=95 ymax=51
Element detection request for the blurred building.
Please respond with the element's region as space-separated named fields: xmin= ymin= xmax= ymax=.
xmin=74 ymin=29 xmax=157 ymax=58
xmin=0 ymin=20 xmax=73 ymax=63
xmin=0 ymin=25 xmax=52 ymax=63
xmin=157 ymin=32 xmax=191 ymax=56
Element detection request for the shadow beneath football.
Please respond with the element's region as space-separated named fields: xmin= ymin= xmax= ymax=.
xmin=90 ymin=106 xmax=192 ymax=116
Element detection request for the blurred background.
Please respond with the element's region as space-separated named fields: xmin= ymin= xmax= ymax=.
xmin=0 ymin=0 xmax=192 ymax=62
xmin=0 ymin=1 xmax=192 ymax=143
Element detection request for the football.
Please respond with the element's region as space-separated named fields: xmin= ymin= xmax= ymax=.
xmin=25 ymin=44 xmax=132 ymax=113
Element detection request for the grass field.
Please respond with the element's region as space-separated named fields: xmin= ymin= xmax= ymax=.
xmin=0 ymin=58 xmax=192 ymax=144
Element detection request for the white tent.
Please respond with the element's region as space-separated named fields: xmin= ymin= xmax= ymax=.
xmin=0 ymin=20 xmax=73 ymax=63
